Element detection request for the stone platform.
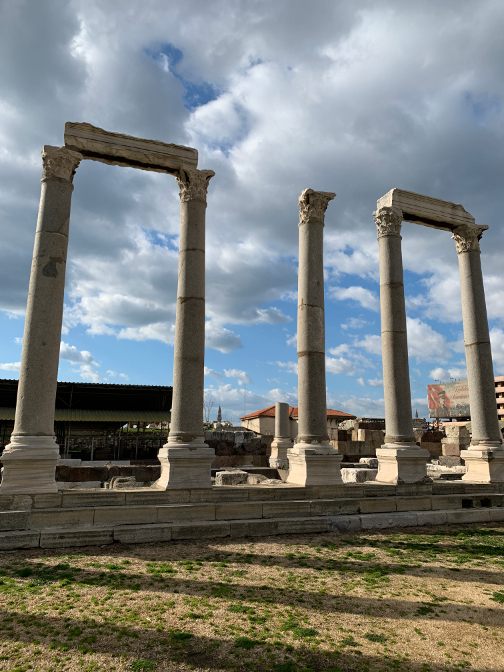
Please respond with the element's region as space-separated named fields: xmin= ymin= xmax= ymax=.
xmin=0 ymin=481 xmax=503 ymax=550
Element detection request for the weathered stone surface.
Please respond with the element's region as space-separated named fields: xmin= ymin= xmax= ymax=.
xmin=416 ymin=510 xmax=447 ymax=526
xmin=215 ymin=470 xmax=249 ymax=486
xmin=310 ymin=499 xmax=360 ymax=516
xmin=0 ymin=530 xmax=40 ymax=550
xmin=30 ymin=508 xmax=94 ymax=529
xmin=361 ymin=512 xmax=417 ymax=530
xmin=94 ymin=506 xmax=158 ymax=526
xmin=276 ymin=517 xmax=328 ymax=534
xmin=247 ymin=473 xmax=268 ymax=485
xmin=114 ymin=523 xmax=172 ymax=544
xmin=189 ymin=488 xmax=249 ymax=503
xmin=439 ymin=456 xmax=462 ymax=467
xmin=396 ymin=497 xmax=431 ymax=512
xmin=262 ymin=501 xmax=311 ymax=519
xmin=57 ymin=466 xmax=108 ymax=482
xmin=359 ymin=458 xmax=379 ymax=468
xmin=11 ymin=495 xmax=33 ymax=511
xmin=489 ymin=508 xmax=504 ymax=522
xmin=157 ymin=504 xmax=215 ymax=523
xmin=446 ymin=509 xmax=491 ymax=524
xmin=341 ymin=468 xmax=377 ymax=483
xmin=327 ymin=515 xmax=362 ymax=532
xmin=215 ymin=502 xmax=262 ymax=520
xmin=125 ymin=490 xmax=190 ymax=505
xmin=230 ymin=519 xmax=278 ymax=538
xmin=40 ymin=527 xmax=114 ymax=548
xmin=431 ymin=495 xmax=463 ymax=510
xmin=273 ymin=486 xmax=319 ymax=500
xmin=0 ymin=495 xmax=15 ymax=511
xmin=359 ymin=497 xmax=397 ymax=514
xmin=0 ymin=511 xmax=30 ymax=531
xmin=62 ymin=491 xmax=125 ymax=508
xmin=171 ymin=521 xmax=230 ymax=540
xmin=110 ymin=476 xmax=140 ymax=489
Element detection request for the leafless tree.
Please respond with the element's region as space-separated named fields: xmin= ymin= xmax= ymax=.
xmin=203 ymin=392 xmax=215 ymax=423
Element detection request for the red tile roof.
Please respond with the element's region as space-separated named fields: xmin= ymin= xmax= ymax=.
xmin=240 ymin=405 xmax=356 ymax=421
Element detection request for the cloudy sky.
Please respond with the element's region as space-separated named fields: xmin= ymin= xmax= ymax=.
xmin=1 ymin=0 xmax=503 ymax=424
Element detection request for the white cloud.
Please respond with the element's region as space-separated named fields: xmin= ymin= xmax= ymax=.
xmin=14 ymin=336 xmax=22 ymax=344
xmin=329 ymin=286 xmax=379 ymax=312
xmin=341 ymin=317 xmax=370 ymax=330
xmin=368 ymin=378 xmax=383 ymax=387
xmin=357 ymin=377 xmax=365 ymax=386
xmin=490 ymin=328 xmax=504 ymax=373
xmin=60 ymin=342 xmax=96 ymax=365
xmin=325 ymin=356 xmax=355 ymax=376
xmin=275 ymin=361 xmax=298 ymax=375
xmin=224 ymin=368 xmax=252 ymax=385
xmin=204 ymin=366 xmax=223 ymax=381
xmin=328 ymin=343 xmax=352 ymax=357
xmin=286 ymin=333 xmax=297 ymax=347
xmin=0 ymin=362 xmax=20 ymax=372
xmin=428 ymin=367 xmax=467 ymax=382
xmin=406 ymin=317 xmax=452 ymax=363
xmin=354 ymin=334 xmax=382 ymax=356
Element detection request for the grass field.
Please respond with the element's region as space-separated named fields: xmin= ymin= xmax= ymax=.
xmin=1 ymin=523 xmax=503 ymax=672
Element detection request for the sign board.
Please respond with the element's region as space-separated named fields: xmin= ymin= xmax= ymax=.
xmin=427 ymin=381 xmax=470 ymax=418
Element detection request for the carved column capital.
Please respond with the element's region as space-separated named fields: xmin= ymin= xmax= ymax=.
xmin=176 ymin=166 xmax=215 ymax=204
xmin=41 ymin=146 xmax=82 ymax=183
xmin=452 ymin=224 xmax=482 ymax=254
xmin=299 ymin=189 xmax=336 ymax=225
xmin=374 ymin=206 xmax=403 ymax=238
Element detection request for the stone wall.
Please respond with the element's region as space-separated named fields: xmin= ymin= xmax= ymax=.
xmin=414 ymin=429 xmax=444 ymax=457
xmin=204 ymin=431 xmax=272 ymax=468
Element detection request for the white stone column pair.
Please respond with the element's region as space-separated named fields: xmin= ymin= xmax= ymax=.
xmin=286 ymin=189 xmax=343 ymax=486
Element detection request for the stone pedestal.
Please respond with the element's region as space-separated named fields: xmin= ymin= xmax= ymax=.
xmin=0 ymin=146 xmax=82 ymax=494
xmin=269 ymin=401 xmax=291 ymax=469
xmin=286 ymin=189 xmax=342 ymax=486
xmin=287 ymin=443 xmax=343 ymax=486
xmin=453 ymin=225 xmax=504 ymax=482
xmin=154 ymin=167 xmax=216 ymax=490
xmin=374 ymin=206 xmax=430 ymax=483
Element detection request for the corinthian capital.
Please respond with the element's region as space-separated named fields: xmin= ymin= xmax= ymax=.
xmin=299 ymin=189 xmax=336 ymax=225
xmin=374 ymin=206 xmax=403 ymax=238
xmin=452 ymin=224 xmax=482 ymax=254
xmin=42 ymin=146 xmax=82 ymax=183
xmin=176 ymin=166 xmax=215 ymax=204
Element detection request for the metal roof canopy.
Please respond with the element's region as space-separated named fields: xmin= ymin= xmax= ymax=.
xmin=0 ymin=379 xmax=172 ymax=418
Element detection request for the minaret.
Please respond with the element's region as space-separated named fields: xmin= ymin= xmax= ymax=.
xmin=217 ymin=406 xmax=222 ymax=423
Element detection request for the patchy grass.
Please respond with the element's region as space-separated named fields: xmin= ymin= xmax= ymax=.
xmin=0 ymin=523 xmax=504 ymax=670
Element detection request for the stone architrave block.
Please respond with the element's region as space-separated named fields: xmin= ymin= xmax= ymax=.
xmin=215 ymin=502 xmax=263 ymax=520
xmin=94 ymin=506 xmax=158 ymax=526
xmin=489 ymin=508 xmax=504 ymax=522
xmin=214 ymin=470 xmax=249 ymax=486
xmin=431 ymin=495 xmax=463 ymax=510
xmin=445 ymin=509 xmax=491 ymax=524
xmin=157 ymin=504 xmax=216 ymax=523
xmin=124 ymin=490 xmax=190 ymax=506
xmin=0 ymin=496 xmax=15 ymax=511
xmin=310 ymin=499 xmax=360 ymax=516
xmin=62 ymin=491 xmax=126 ymax=508
xmin=64 ymin=122 xmax=198 ymax=174
xmin=0 ymin=530 xmax=40 ymax=550
xmin=341 ymin=468 xmax=377 ymax=483
xmin=359 ymin=498 xmax=397 ymax=514
xmin=361 ymin=512 xmax=417 ymax=530
xmin=189 ymin=488 xmax=249 ymax=503
xmin=114 ymin=524 xmax=172 ymax=544
xmin=416 ymin=510 xmax=448 ymax=526
xmin=377 ymin=188 xmax=482 ymax=232
xmin=442 ymin=443 xmax=463 ymax=457
xmin=273 ymin=486 xmax=320 ymax=501
xmin=0 ymin=511 xmax=30 ymax=531
xmin=30 ymin=508 xmax=95 ymax=529
xmin=327 ymin=515 xmax=362 ymax=532
xmin=40 ymin=527 xmax=114 ymax=548
xmin=262 ymin=501 xmax=311 ymax=519
xmin=33 ymin=494 xmax=62 ymax=509
xmin=170 ymin=521 xmax=230 ymax=540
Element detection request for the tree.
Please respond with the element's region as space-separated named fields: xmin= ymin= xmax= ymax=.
xmin=203 ymin=392 xmax=215 ymax=423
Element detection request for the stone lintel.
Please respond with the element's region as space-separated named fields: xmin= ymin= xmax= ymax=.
xmin=377 ymin=188 xmax=487 ymax=233
xmin=64 ymin=122 xmax=198 ymax=174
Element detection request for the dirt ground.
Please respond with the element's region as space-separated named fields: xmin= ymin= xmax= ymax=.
xmin=1 ymin=522 xmax=503 ymax=672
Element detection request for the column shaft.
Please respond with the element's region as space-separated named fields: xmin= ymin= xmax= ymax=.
xmin=155 ymin=167 xmax=216 ymax=489
xmin=0 ymin=146 xmax=82 ymax=493
xmin=453 ymin=225 xmax=504 ymax=482
xmin=374 ymin=206 xmax=429 ymax=484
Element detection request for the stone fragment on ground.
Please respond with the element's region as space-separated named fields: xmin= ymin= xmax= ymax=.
xmin=341 ymin=467 xmax=377 ymax=483
xmin=359 ymin=457 xmax=378 ymax=468
xmin=214 ymin=470 xmax=248 ymax=486
xmin=246 ymin=473 xmax=267 ymax=484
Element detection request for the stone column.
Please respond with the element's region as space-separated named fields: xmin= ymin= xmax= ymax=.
xmin=374 ymin=206 xmax=430 ymax=483
xmin=453 ymin=225 xmax=504 ymax=482
xmin=155 ymin=166 xmax=216 ymax=489
xmin=287 ymin=189 xmax=343 ymax=486
xmin=269 ymin=401 xmax=292 ymax=469
xmin=0 ymin=146 xmax=82 ymax=493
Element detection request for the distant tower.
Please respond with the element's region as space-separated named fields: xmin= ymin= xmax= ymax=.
xmin=217 ymin=405 xmax=222 ymax=423
xmin=415 ymin=409 xmax=419 ymax=419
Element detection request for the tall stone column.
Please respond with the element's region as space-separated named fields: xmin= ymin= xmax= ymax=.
xmin=374 ymin=207 xmax=430 ymax=483
xmin=0 ymin=146 xmax=82 ymax=493
xmin=269 ymin=401 xmax=292 ymax=470
xmin=453 ymin=225 xmax=504 ymax=482
xmin=155 ymin=166 xmax=216 ymax=489
xmin=286 ymin=189 xmax=343 ymax=486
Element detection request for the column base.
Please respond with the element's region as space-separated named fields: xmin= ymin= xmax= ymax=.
xmin=153 ymin=439 xmax=215 ymax=489
xmin=269 ymin=438 xmax=292 ymax=470
xmin=461 ymin=446 xmax=504 ymax=483
xmin=286 ymin=442 xmax=343 ymax=486
xmin=0 ymin=436 xmax=59 ymax=493
xmin=376 ymin=444 xmax=431 ymax=484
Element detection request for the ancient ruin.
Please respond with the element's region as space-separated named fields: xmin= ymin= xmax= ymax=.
xmin=374 ymin=189 xmax=504 ymax=483
xmin=0 ymin=123 xmax=215 ymax=493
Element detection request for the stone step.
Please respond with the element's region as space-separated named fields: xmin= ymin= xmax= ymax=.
xmin=2 ymin=507 xmax=504 ymax=550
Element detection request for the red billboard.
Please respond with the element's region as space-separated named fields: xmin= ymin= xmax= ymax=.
xmin=427 ymin=381 xmax=470 ymax=419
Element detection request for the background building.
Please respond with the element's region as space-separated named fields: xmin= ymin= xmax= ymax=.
xmin=240 ymin=405 xmax=356 ymax=438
